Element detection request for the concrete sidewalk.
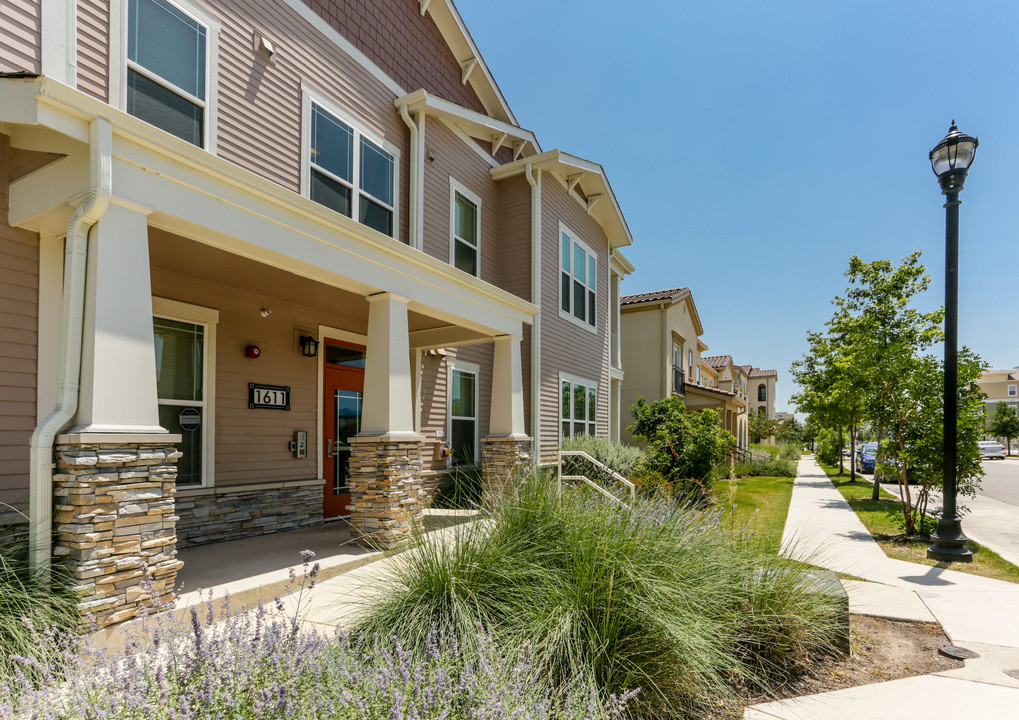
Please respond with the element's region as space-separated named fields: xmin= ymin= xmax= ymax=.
xmin=745 ymin=456 xmax=1019 ymax=719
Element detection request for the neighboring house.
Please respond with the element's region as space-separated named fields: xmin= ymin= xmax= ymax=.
xmin=0 ymin=0 xmax=634 ymax=627
xmin=618 ymin=287 xmax=748 ymax=449
xmin=775 ymin=411 xmax=795 ymax=423
xmin=977 ymin=367 xmax=1019 ymax=413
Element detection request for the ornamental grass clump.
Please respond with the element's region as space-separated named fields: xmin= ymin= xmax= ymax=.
xmin=0 ymin=553 xmax=629 ymax=720
xmin=358 ymin=478 xmax=846 ymax=718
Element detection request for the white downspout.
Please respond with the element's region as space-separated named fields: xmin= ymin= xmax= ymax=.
xmin=398 ymin=104 xmax=424 ymax=251
xmin=524 ymin=163 xmax=541 ymax=463
xmin=29 ymin=117 xmax=114 ymax=575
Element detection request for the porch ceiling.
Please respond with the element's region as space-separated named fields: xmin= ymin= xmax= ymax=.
xmin=149 ymin=229 xmax=488 ymax=345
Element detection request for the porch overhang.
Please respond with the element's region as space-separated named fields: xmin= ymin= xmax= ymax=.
xmin=1 ymin=76 xmax=538 ymax=340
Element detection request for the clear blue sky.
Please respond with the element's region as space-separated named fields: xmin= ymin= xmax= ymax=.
xmin=456 ymin=0 xmax=1019 ymax=416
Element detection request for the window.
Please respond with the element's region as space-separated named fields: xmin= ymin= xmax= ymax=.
xmin=688 ymin=350 xmax=694 ymax=378
xmin=758 ymin=384 xmax=767 ymax=402
xmin=561 ymin=375 xmax=597 ymax=438
xmin=153 ymin=298 xmax=217 ymax=488
xmin=449 ymin=363 xmax=478 ymax=465
xmin=559 ymin=224 xmax=596 ymax=329
xmin=450 ymin=181 xmax=480 ymax=276
xmin=305 ymin=91 xmax=397 ymax=237
xmin=1010 ymin=384 xmax=1017 ymax=397
xmin=126 ymin=0 xmax=215 ymax=147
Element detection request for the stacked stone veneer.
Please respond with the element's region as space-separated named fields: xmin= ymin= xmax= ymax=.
xmin=53 ymin=442 xmax=181 ymax=628
xmin=480 ymin=438 xmax=533 ymax=495
xmin=175 ymin=482 xmax=321 ymax=549
xmin=347 ymin=438 xmax=423 ymax=547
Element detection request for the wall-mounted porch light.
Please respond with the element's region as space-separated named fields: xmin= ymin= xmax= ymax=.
xmin=299 ymin=335 xmax=320 ymax=358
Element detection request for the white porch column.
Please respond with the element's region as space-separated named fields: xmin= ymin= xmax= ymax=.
xmin=360 ymin=292 xmax=417 ymax=438
xmin=488 ymin=334 xmax=527 ymax=438
xmin=72 ymin=202 xmax=163 ymax=434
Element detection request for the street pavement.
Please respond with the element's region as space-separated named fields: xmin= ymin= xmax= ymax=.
xmin=975 ymin=457 xmax=1019 ymax=506
xmin=746 ymin=456 xmax=1019 ymax=719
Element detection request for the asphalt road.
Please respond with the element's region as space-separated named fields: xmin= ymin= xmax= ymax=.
xmin=977 ymin=458 xmax=1019 ymax=506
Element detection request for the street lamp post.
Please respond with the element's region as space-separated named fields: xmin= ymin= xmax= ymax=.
xmin=927 ymin=121 xmax=978 ymax=563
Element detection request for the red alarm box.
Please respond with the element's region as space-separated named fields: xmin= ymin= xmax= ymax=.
xmin=245 ymin=345 xmax=261 ymax=358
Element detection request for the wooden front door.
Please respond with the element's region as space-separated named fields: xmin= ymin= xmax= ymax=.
xmin=322 ymin=340 xmax=366 ymax=519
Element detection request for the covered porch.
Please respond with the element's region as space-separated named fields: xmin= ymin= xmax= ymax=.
xmin=3 ymin=77 xmax=536 ymax=627
xmin=683 ymin=383 xmax=748 ymax=449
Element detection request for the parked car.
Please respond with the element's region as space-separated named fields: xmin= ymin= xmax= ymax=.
xmin=856 ymin=442 xmax=879 ymax=473
xmin=979 ymin=441 xmax=1006 ymax=460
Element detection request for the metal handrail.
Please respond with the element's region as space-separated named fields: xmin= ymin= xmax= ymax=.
xmin=561 ymin=475 xmax=629 ymax=506
xmin=558 ymin=450 xmax=636 ymax=501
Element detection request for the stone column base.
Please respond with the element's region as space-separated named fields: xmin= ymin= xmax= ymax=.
xmin=481 ymin=437 xmax=532 ymax=497
xmin=53 ymin=441 xmax=181 ymax=628
xmin=347 ymin=437 xmax=424 ymax=548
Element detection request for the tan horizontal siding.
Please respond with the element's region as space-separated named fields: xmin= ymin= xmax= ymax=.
xmin=418 ymin=352 xmax=448 ymax=470
xmin=0 ymin=136 xmax=39 ymax=512
xmin=210 ymin=0 xmax=409 ymax=243
xmin=76 ymin=0 xmax=109 ymax=101
xmin=537 ymin=175 xmax=610 ymax=461
xmin=494 ymin=174 xmax=531 ymax=301
xmin=0 ymin=0 xmax=41 ymax=73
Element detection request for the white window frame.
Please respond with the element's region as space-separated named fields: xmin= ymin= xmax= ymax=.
xmin=114 ymin=0 xmax=220 ymax=152
xmin=447 ymin=359 xmax=479 ymax=466
xmin=449 ymin=178 xmax=481 ymax=277
xmin=152 ymin=297 xmax=218 ymax=489
xmin=1009 ymin=384 xmax=1017 ymax=397
xmin=300 ymin=83 xmax=401 ymax=238
xmin=559 ymin=371 xmax=598 ymax=439
xmin=558 ymin=222 xmax=597 ymax=333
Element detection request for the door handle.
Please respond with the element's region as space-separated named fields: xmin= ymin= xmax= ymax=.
xmin=327 ymin=438 xmax=333 ymax=457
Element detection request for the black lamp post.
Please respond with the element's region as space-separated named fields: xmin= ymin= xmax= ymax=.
xmin=927 ymin=121 xmax=978 ymax=563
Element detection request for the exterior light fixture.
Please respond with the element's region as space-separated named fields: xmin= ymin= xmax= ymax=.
xmin=927 ymin=121 xmax=978 ymax=564
xmin=299 ymin=335 xmax=320 ymax=358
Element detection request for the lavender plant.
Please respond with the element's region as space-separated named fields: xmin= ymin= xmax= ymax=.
xmin=0 ymin=551 xmax=631 ymax=720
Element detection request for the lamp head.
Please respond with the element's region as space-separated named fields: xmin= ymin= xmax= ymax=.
xmin=930 ymin=120 xmax=978 ymax=193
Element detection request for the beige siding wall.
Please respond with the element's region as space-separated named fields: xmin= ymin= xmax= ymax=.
xmin=149 ymin=264 xmax=369 ymax=488
xmin=1 ymin=0 xmax=41 ymax=73
xmin=495 ymin=174 xmax=531 ymax=301
xmin=538 ymin=175 xmax=610 ymax=460
xmin=0 ymin=136 xmax=40 ymax=512
xmin=619 ymin=307 xmax=663 ymax=444
xmin=418 ymin=351 xmax=448 ymax=470
xmin=77 ymin=0 xmax=109 ymax=101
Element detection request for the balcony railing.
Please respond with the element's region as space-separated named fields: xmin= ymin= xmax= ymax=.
xmin=673 ymin=365 xmax=685 ymax=395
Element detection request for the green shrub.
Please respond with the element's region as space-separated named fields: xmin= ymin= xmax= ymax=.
xmin=778 ymin=443 xmax=802 ymax=461
xmin=560 ymin=435 xmax=644 ymax=488
xmin=0 ymin=520 xmax=80 ymax=683
xmin=629 ymin=396 xmax=735 ymax=505
xmin=815 ymin=428 xmax=841 ymax=467
xmin=358 ymin=477 xmax=847 ymax=717
xmin=734 ymin=458 xmax=797 ymax=478
xmin=751 ymin=443 xmax=780 ymax=460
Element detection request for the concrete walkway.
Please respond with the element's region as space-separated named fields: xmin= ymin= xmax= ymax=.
xmin=745 ymin=456 xmax=1019 ymax=719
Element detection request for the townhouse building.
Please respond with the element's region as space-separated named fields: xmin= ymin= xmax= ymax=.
xmin=977 ymin=367 xmax=1019 ymax=413
xmin=0 ymin=0 xmax=633 ymax=626
xmin=618 ymin=287 xmax=748 ymax=449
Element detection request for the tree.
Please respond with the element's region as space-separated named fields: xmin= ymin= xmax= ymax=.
xmin=748 ymin=411 xmax=780 ymax=444
xmin=988 ymin=402 xmax=1019 ymax=455
xmin=629 ymin=396 xmax=735 ymax=504
xmin=776 ymin=417 xmax=803 ymax=446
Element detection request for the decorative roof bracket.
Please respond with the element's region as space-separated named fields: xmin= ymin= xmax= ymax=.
xmin=460 ymin=57 xmax=478 ymax=85
xmin=491 ymin=132 xmax=507 ymax=155
xmin=567 ymin=173 xmax=583 ymax=193
xmin=587 ymin=193 xmax=603 ymax=213
xmin=513 ymin=140 xmax=527 ymax=160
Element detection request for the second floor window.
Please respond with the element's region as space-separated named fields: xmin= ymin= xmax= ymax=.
xmin=758 ymin=384 xmax=767 ymax=402
xmin=1009 ymin=384 xmax=1017 ymax=397
xmin=310 ymin=103 xmax=395 ymax=237
xmin=127 ymin=0 xmax=209 ymax=147
xmin=451 ymin=182 xmax=480 ymax=276
xmin=560 ymin=226 xmax=596 ymax=328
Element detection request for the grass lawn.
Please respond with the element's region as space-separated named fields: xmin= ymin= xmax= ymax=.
xmin=820 ymin=464 xmax=1019 ymax=584
xmin=716 ymin=475 xmax=795 ymax=553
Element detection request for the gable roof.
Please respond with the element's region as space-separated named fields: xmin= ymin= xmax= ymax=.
xmin=749 ymin=368 xmax=778 ymax=378
xmin=620 ymin=287 xmax=690 ymax=305
xmin=703 ymin=355 xmax=732 ymax=369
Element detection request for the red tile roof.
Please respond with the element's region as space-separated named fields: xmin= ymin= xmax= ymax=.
xmin=620 ymin=286 xmax=690 ymax=306
xmin=749 ymin=368 xmax=778 ymax=378
xmin=702 ymin=355 xmax=732 ymax=369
